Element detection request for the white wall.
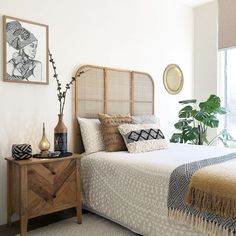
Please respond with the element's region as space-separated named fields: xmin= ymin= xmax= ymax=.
xmin=194 ymin=1 xmax=218 ymax=139
xmin=194 ymin=1 xmax=218 ymax=101
xmin=0 ymin=0 xmax=193 ymax=225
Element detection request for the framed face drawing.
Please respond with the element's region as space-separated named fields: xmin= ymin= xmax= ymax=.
xmin=2 ymin=15 xmax=49 ymax=84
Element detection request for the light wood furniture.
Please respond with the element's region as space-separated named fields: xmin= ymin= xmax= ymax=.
xmin=5 ymin=154 xmax=82 ymax=236
xmin=74 ymin=65 xmax=155 ymax=153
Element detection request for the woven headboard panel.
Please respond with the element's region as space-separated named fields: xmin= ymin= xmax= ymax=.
xmin=74 ymin=65 xmax=154 ymax=153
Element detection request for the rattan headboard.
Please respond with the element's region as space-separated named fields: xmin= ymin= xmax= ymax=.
xmin=74 ymin=65 xmax=154 ymax=153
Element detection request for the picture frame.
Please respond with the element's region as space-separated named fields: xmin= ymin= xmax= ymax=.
xmin=2 ymin=15 xmax=49 ymax=84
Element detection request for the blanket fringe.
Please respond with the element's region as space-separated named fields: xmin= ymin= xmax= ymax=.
xmin=186 ymin=187 xmax=236 ymax=218
xmin=168 ymin=208 xmax=235 ymax=236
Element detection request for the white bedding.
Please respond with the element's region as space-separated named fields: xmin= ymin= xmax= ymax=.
xmin=81 ymin=143 xmax=234 ymax=236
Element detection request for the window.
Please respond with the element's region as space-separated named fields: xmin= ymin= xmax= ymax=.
xmin=219 ymin=48 xmax=236 ymax=139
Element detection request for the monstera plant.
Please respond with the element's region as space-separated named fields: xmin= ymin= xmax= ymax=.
xmin=170 ymin=95 xmax=231 ymax=146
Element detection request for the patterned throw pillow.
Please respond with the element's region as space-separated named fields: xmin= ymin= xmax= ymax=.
xmin=78 ymin=118 xmax=105 ymax=154
xmin=98 ymin=114 xmax=132 ymax=152
xmin=118 ymin=124 xmax=168 ymax=153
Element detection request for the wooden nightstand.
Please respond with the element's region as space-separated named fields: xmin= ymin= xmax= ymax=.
xmin=5 ymin=154 xmax=82 ymax=236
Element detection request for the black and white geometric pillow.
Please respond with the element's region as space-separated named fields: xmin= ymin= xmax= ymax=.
xmin=12 ymin=144 xmax=32 ymax=160
xmin=118 ymin=124 xmax=168 ymax=153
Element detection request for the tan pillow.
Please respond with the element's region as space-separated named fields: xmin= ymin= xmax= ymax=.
xmin=98 ymin=114 xmax=132 ymax=152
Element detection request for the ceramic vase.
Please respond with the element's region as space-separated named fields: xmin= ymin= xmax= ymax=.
xmin=54 ymin=114 xmax=67 ymax=153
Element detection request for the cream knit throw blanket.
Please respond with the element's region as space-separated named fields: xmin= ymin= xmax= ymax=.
xmin=186 ymin=159 xmax=236 ymax=218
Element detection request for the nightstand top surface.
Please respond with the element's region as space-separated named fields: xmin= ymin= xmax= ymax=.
xmin=5 ymin=153 xmax=81 ymax=165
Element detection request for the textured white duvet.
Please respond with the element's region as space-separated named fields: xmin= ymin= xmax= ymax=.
xmin=81 ymin=143 xmax=234 ymax=236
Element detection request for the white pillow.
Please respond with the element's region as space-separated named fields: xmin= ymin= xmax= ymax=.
xmin=132 ymin=115 xmax=160 ymax=126
xmin=78 ymin=118 xmax=105 ymax=154
xmin=118 ymin=123 xmax=168 ymax=153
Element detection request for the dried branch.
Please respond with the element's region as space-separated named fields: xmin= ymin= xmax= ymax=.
xmin=48 ymin=50 xmax=86 ymax=115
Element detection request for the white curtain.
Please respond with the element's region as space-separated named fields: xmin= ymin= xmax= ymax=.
xmin=218 ymin=0 xmax=236 ymax=49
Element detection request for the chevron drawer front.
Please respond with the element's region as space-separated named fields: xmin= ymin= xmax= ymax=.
xmin=28 ymin=160 xmax=76 ymax=188
xmin=27 ymin=160 xmax=77 ymax=217
xmin=5 ymin=154 xmax=82 ymax=236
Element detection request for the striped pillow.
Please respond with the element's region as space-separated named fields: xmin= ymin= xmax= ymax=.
xmin=98 ymin=114 xmax=132 ymax=152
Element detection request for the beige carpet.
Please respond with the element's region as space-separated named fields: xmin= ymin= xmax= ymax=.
xmin=16 ymin=213 xmax=137 ymax=236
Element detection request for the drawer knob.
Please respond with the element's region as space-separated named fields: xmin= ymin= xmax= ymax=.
xmin=53 ymin=194 xmax=56 ymax=198
xmin=51 ymin=171 xmax=56 ymax=175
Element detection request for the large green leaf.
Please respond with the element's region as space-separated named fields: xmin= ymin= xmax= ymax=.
xmin=202 ymin=115 xmax=219 ymax=128
xmin=178 ymin=106 xmax=195 ymax=118
xmin=215 ymin=107 xmax=227 ymax=115
xmin=179 ymin=99 xmax=197 ymax=105
xmin=183 ymin=126 xmax=199 ymax=142
xmin=174 ymin=119 xmax=193 ymax=130
xmin=199 ymin=95 xmax=221 ymax=113
xmin=170 ymin=133 xmax=184 ymax=143
xmin=194 ymin=110 xmax=210 ymax=122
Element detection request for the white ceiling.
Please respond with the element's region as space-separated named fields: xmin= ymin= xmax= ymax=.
xmin=175 ymin=0 xmax=215 ymax=7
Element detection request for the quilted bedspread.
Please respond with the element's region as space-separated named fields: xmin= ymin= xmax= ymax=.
xmin=81 ymin=143 xmax=234 ymax=236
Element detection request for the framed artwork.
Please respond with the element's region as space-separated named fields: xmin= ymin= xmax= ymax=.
xmin=2 ymin=15 xmax=49 ymax=84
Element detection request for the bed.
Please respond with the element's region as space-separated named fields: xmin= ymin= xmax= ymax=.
xmin=81 ymin=144 xmax=233 ymax=236
xmin=73 ymin=65 xmax=235 ymax=236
